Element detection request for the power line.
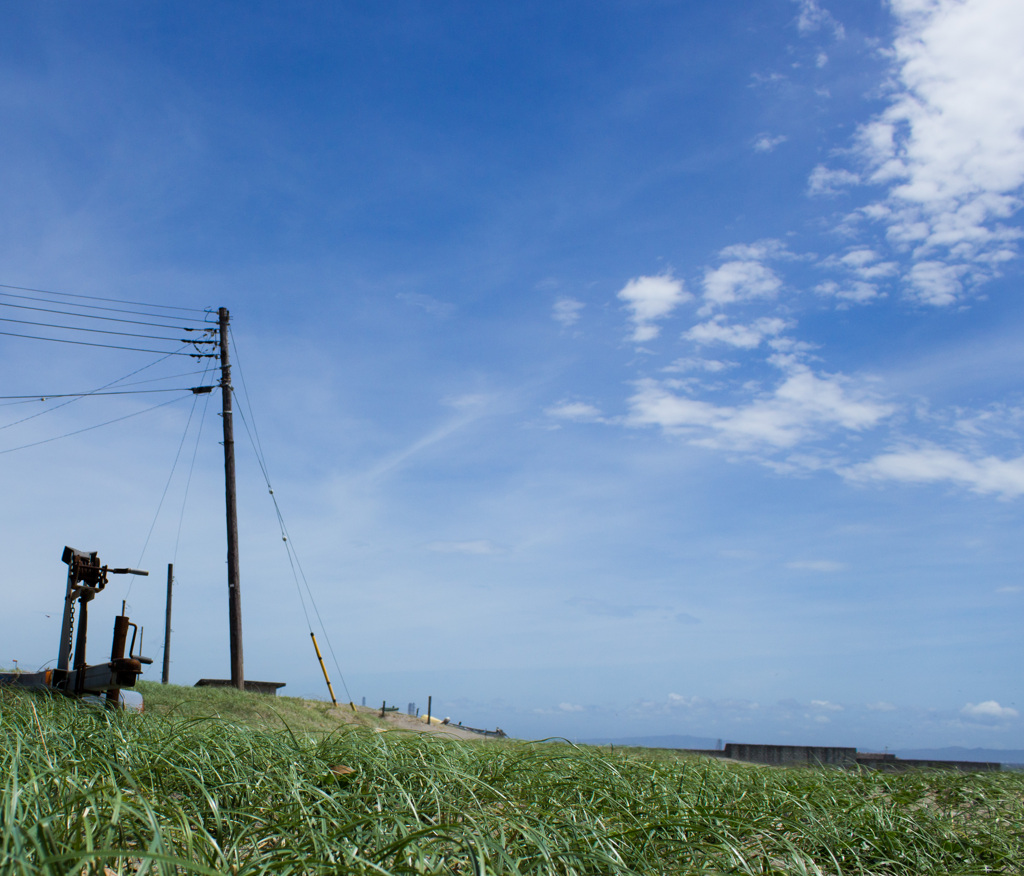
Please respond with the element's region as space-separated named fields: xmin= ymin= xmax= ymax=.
xmin=0 ymin=282 xmax=209 ymax=314
xmin=0 ymin=298 xmax=220 ymax=332
xmin=128 ymin=357 xmax=217 ymax=605
xmin=104 ymin=369 xmax=212 ymax=388
xmin=174 ymin=370 xmax=216 ymax=564
xmin=0 ymin=288 xmax=213 ymax=324
xmin=134 ymin=384 xmax=209 ymax=572
xmin=0 ymin=387 xmax=213 ymax=400
xmin=0 ymin=395 xmax=191 ymax=455
xmin=0 ymin=349 xmax=187 ymax=432
xmin=0 ymin=314 xmax=218 ymax=345
xmin=0 ymin=328 xmax=216 ymax=356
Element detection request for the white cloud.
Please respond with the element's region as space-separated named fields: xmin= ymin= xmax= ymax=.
xmin=786 ymin=560 xmax=847 ymax=572
xmin=838 ymin=249 xmax=899 ymax=280
xmin=996 ymin=585 xmax=1022 ymax=594
xmin=663 ymin=357 xmax=736 ymax=373
xmin=685 ymin=316 xmax=789 ymax=349
xmin=810 ymin=699 xmax=844 ymax=711
xmin=906 ymin=260 xmax=964 ymax=305
xmin=793 ymin=0 xmax=845 ymax=38
xmin=808 ymin=165 xmax=860 ymax=196
xmin=617 ymin=273 xmax=690 ymax=342
xmin=844 ymin=447 xmax=1024 ymax=498
xmin=701 ymin=243 xmax=785 ymax=311
xmin=558 ymin=702 xmax=584 ymax=712
xmin=396 ymin=292 xmax=455 ymax=317
xmin=424 ymin=540 xmax=501 ymax=555
xmin=443 ymin=393 xmax=492 ymax=410
xmin=815 ymin=0 xmax=1024 ymax=304
xmin=814 ymin=280 xmax=881 ymax=304
xmin=545 ymin=401 xmax=603 ymax=422
xmin=961 ymin=700 xmax=1019 ymax=720
xmin=754 ymin=133 xmax=787 ymax=153
xmin=866 ymin=701 xmax=897 ymax=712
xmin=553 ymin=297 xmax=584 ymax=328
xmin=626 ymin=366 xmax=892 ymax=451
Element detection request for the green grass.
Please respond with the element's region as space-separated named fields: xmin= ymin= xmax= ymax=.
xmin=135 ymin=681 xmax=382 ymax=734
xmin=1 ymin=687 xmax=1021 ymax=875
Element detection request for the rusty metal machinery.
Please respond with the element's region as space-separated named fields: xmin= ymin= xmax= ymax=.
xmin=0 ymin=546 xmax=152 ymax=708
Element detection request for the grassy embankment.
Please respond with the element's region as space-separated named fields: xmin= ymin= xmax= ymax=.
xmin=134 ymin=681 xmax=382 ymax=734
xmin=1 ymin=683 xmax=1022 ymax=875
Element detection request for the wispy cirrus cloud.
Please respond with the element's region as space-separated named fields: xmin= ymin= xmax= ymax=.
xmin=663 ymin=357 xmax=736 ymax=374
xmin=793 ymin=0 xmax=845 ymax=38
xmin=396 ymin=291 xmax=455 ymax=317
xmin=843 ymin=447 xmax=1024 ymax=498
xmin=754 ymin=133 xmax=787 ymax=153
xmin=545 ymin=400 xmax=604 ymax=423
xmin=552 ymin=297 xmax=585 ymax=328
xmin=424 ymin=540 xmax=502 ymax=555
xmin=786 ymin=560 xmax=847 ymax=572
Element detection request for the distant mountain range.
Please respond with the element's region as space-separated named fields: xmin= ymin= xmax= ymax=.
xmin=579 ymin=736 xmax=1024 ymax=764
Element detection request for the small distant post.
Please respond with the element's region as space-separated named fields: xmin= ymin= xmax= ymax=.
xmin=427 ymin=695 xmax=432 ymax=725
xmin=162 ymin=563 xmax=173 ymax=684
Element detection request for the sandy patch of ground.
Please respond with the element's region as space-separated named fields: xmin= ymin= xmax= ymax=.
xmin=324 ymin=703 xmax=504 ymax=741
xmin=381 ymin=711 xmax=503 ymax=741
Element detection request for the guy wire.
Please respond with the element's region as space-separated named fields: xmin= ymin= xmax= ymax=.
xmin=228 ymin=329 xmax=354 ymax=705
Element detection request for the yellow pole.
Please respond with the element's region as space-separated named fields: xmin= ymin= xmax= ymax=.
xmin=309 ymin=632 xmax=338 ymax=707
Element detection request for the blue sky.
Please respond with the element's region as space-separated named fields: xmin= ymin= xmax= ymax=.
xmin=1 ymin=0 xmax=1022 ymax=750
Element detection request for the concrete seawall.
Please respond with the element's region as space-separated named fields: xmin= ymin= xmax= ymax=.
xmin=681 ymin=743 xmax=1001 ymax=772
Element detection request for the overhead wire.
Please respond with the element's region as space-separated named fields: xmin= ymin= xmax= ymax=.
xmin=229 ymin=327 xmax=355 ymax=706
xmin=174 ymin=371 xmax=215 ymax=564
xmin=0 ymin=348 xmax=196 ymax=432
xmin=114 ymin=369 xmax=213 ymax=388
xmin=156 ymin=383 xmax=215 ymax=675
xmin=0 ymin=314 xmax=217 ymax=344
xmin=0 ymin=394 xmax=191 ymax=455
xmin=0 ymin=298 xmax=218 ymax=331
xmin=130 ymin=357 xmax=217 ymax=598
xmin=0 ymin=388 xmax=212 ymax=400
xmin=0 ymin=288 xmax=213 ymax=323
xmin=0 ymin=328 xmax=215 ymax=355
xmin=0 ymin=282 xmax=209 ymax=314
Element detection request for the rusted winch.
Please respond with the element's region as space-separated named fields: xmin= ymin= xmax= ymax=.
xmin=0 ymin=546 xmax=152 ymax=708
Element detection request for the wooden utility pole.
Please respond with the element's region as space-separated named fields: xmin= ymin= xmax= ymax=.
xmin=219 ymin=307 xmax=244 ymax=691
xmin=162 ymin=563 xmax=173 ymax=684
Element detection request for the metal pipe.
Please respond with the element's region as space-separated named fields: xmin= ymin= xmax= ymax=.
xmin=106 ymin=613 xmax=131 ymax=708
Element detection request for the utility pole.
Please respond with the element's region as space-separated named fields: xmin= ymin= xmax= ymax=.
xmin=219 ymin=307 xmax=244 ymax=691
xmin=162 ymin=563 xmax=173 ymax=684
